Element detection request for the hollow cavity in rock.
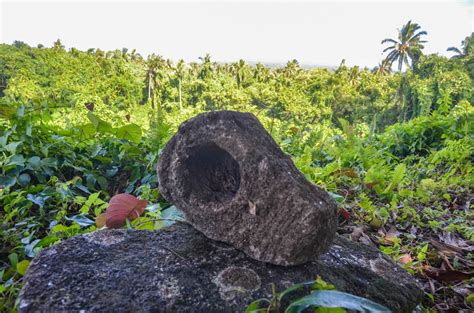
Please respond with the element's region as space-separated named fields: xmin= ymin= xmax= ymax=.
xmin=182 ymin=142 xmax=240 ymax=205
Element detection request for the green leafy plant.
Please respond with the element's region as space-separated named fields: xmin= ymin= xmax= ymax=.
xmin=245 ymin=277 xmax=390 ymax=313
xmin=0 ymin=33 xmax=473 ymax=311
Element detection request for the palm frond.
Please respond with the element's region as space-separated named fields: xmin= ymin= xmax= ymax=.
xmin=447 ymin=47 xmax=462 ymax=55
xmin=386 ymin=50 xmax=399 ymax=65
xmin=383 ymin=45 xmax=396 ymax=53
xmin=398 ymin=54 xmax=404 ymax=71
xmin=381 ymin=38 xmax=398 ymax=45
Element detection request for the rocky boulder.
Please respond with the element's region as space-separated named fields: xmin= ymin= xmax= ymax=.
xmin=19 ymin=223 xmax=422 ymax=312
xmin=157 ymin=111 xmax=339 ymax=265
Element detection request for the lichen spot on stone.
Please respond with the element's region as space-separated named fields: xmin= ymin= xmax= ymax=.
xmin=156 ymin=277 xmax=180 ymax=299
xmin=369 ymin=256 xmax=390 ymax=275
xmin=84 ymin=231 xmax=126 ymax=247
xmin=215 ymin=266 xmax=261 ymax=297
xmin=18 ymin=299 xmax=29 ymax=310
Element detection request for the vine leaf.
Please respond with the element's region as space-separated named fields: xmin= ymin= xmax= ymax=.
xmin=103 ymin=193 xmax=147 ymax=228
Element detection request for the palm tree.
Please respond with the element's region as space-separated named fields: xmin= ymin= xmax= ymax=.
xmin=121 ymin=48 xmax=129 ymax=61
xmin=374 ymin=58 xmax=392 ymax=75
xmin=53 ymin=39 xmax=65 ymax=50
xmin=381 ymin=20 xmax=427 ymax=71
xmin=130 ymin=49 xmax=143 ymax=62
xmin=233 ymin=59 xmax=249 ymax=88
xmin=447 ymin=33 xmax=473 ymax=58
xmin=145 ymin=54 xmax=166 ymax=110
xmin=198 ymin=54 xmax=213 ymax=80
xmin=283 ymin=59 xmax=301 ymax=78
xmin=254 ymin=63 xmax=270 ymax=82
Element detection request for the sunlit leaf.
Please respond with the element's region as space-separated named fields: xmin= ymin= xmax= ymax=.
xmin=87 ymin=112 xmax=113 ymax=134
xmin=115 ymin=123 xmax=142 ymax=144
xmin=16 ymin=260 xmax=30 ymax=276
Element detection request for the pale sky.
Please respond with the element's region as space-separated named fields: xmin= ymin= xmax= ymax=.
xmin=1 ymin=0 xmax=472 ymax=68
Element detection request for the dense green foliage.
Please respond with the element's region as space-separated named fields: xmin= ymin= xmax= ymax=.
xmin=0 ymin=32 xmax=473 ymax=311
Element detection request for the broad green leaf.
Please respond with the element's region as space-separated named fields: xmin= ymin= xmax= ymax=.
xmin=285 ymin=290 xmax=391 ymax=313
xmin=96 ymin=176 xmax=108 ymax=190
xmin=316 ymin=307 xmax=346 ymax=313
xmin=7 ymin=154 xmax=25 ymax=166
xmin=18 ymin=173 xmax=31 ymax=186
xmin=328 ymin=192 xmax=344 ymax=203
xmin=4 ymin=141 xmax=22 ymax=154
xmin=87 ymin=112 xmax=113 ymax=134
xmin=66 ymin=214 xmax=95 ymax=227
xmin=0 ymin=176 xmax=16 ymax=188
xmin=28 ymin=156 xmax=41 ymax=169
xmin=313 ymin=276 xmax=337 ymax=291
xmin=8 ymin=253 xmax=18 ymax=268
xmin=86 ymin=174 xmax=97 ymax=190
xmin=245 ymin=298 xmax=271 ymax=313
xmin=76 ymin=123 xmax=96 ymax=138
xmin=115 ymin=123 xmax=142 ymax=144
xmin=278 ymin=281 xmax=315 ymax=301
xmin=133 ymin=217 xmax=155 ymax=230
xmin=37 ymin=235 xmax=59 ymax=248
xmin=160 ymin=205 xmax=185 ymax=227
xmin=41 ymin=158 xmax=58 ymax=169
xmin=16 ymin=260 xmax=30 ymax=276
xmin=24 ymin=239 xmax=41 ymax=258
xmin=27 ymin=194 xmax=49 ymax=208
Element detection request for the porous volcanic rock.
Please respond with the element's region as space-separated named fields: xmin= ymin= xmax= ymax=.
xmin=157 ymin=111 xmax=338 ymax=265
xmin=19 ymin=224 xmax=422 ymax=313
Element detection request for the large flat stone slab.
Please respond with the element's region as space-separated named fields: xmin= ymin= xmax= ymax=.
xmin=19 ymin=224 xmax=422 ymax=312
xmin=157 ymin=111 xmax=338 ymax=265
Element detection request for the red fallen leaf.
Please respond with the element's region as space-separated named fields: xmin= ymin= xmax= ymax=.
xmin=339 ymin=208 xmax=350 ymax=220
xmin=105 ymin=193 xmax=148 ymax=229
xmin=423 ymin=265 xmax=474 ymax=282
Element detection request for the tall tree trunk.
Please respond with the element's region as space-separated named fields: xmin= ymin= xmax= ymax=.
xmin=148 ymin=72 xmax=154 ymax=109
xmin=178 ymin=79 xmax=182 ymax=113
xmin=151 ymin=90 xmax=155 ymax=110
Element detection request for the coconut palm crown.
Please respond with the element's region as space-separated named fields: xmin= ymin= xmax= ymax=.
xmin=382 ymin=20 xmax=427 ymax=71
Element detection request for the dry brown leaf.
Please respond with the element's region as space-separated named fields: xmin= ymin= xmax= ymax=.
xmin=95 ymin=213 xmax=106 ymax=228
xmin=350 ymin=226 xmax=365 ymax=241
xmin=430 ymin=239 xmax=461 ymax=257
xmin=383 ymin=228 xmax=400 ymax=245
xmin=399 ymin=254 xmax=413 ymax=264
xmin=423 ymin=265 xmax=474 ymax=282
